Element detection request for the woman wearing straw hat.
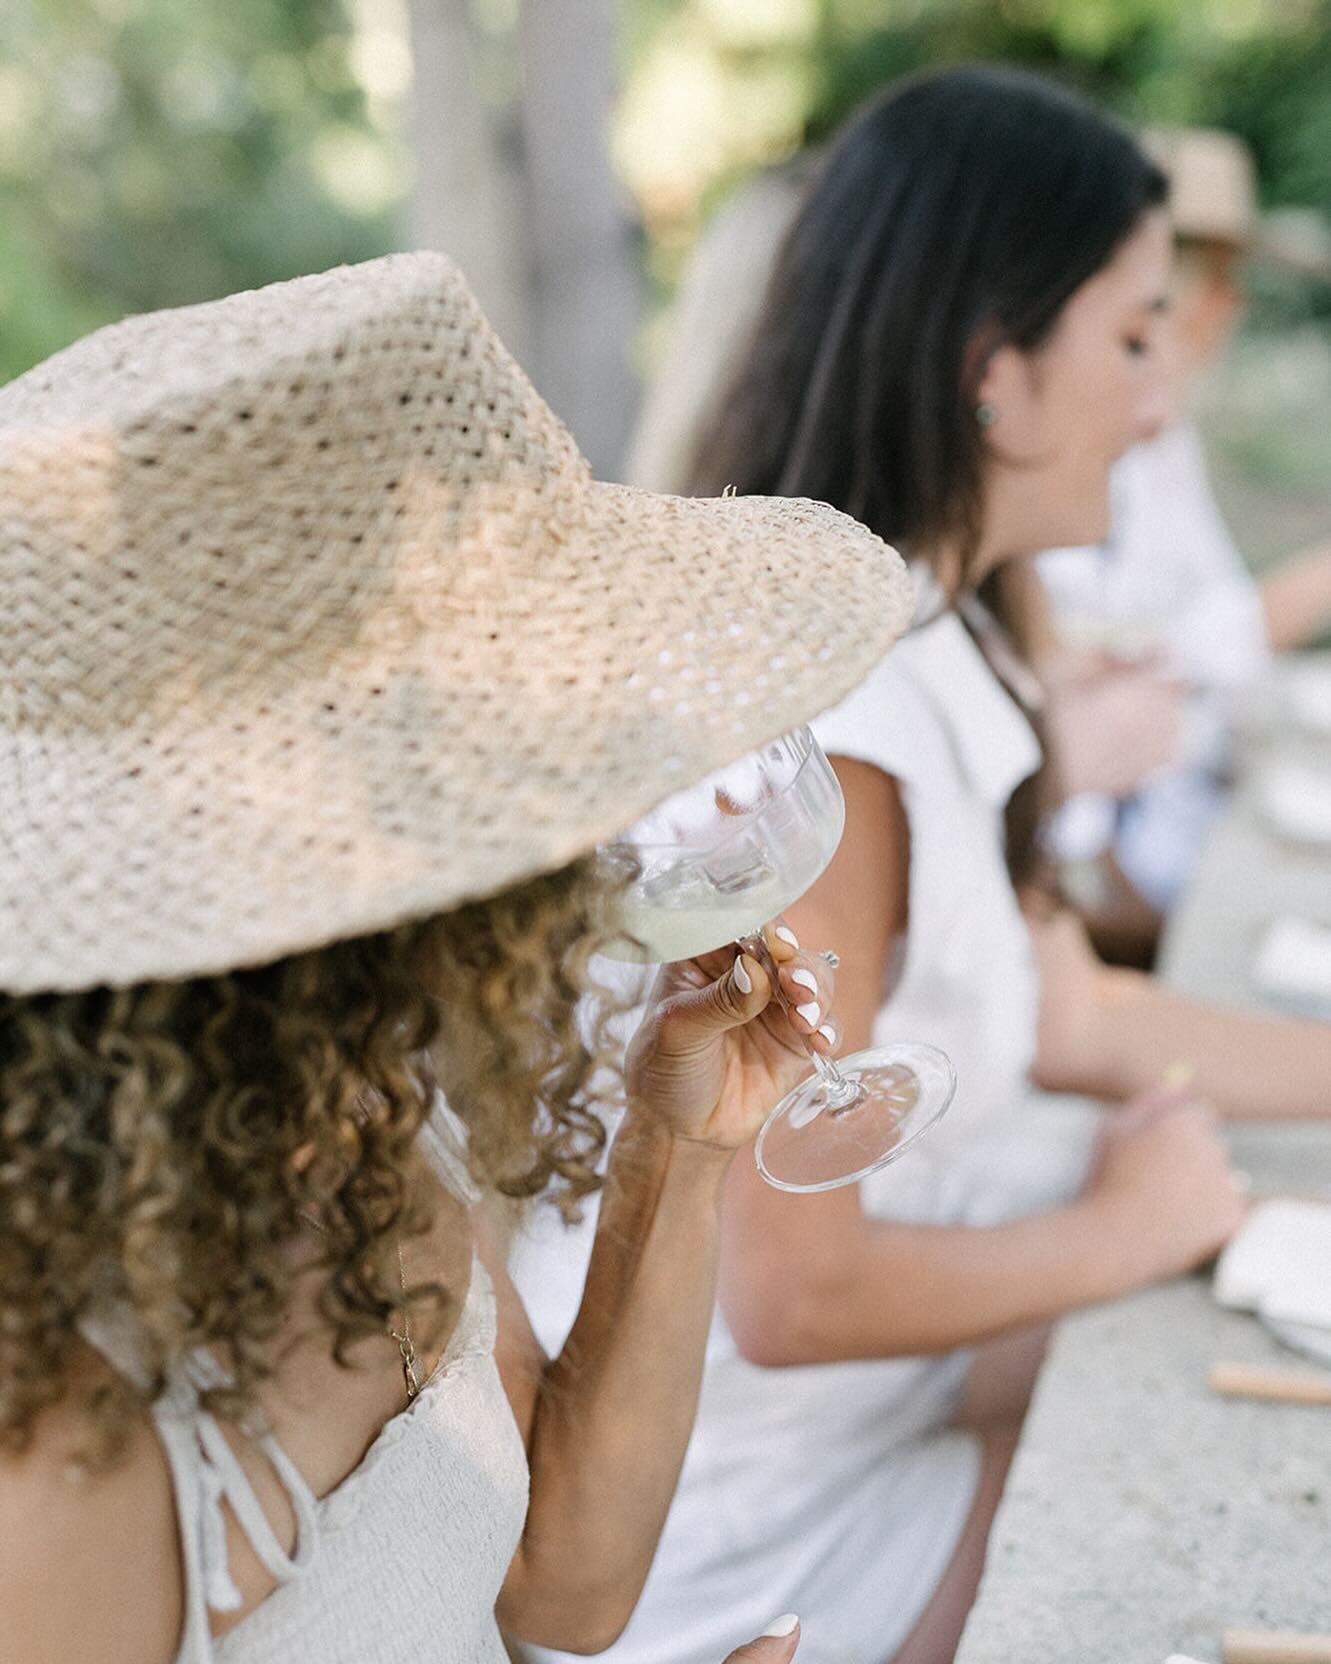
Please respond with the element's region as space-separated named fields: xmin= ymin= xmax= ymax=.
xmin=0 ymin=253 xmax=912 ymax=1663
xmin=1039 ymin=124 xmax=1331 ymax=947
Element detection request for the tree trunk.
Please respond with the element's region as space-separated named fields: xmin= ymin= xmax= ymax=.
xmin=516 ymin=0 xmax=638 ymax=477
xmin=405 ymin=0 xmax=529 ymax=362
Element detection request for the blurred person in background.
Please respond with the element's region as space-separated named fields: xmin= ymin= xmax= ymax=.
xmin=629 ymin=124 xmax=1331 ymax=968
xmin=1038 ymin=125 xmax=1331 ymax=959
xmin=0 ymin=253 xmax=912 ymax=1664
xmin=513 ymin=66 xmax=1331 ymax=1664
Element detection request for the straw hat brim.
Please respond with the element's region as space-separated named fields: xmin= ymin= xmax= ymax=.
xmin=5 ymin=482 xmax=909 ymax=993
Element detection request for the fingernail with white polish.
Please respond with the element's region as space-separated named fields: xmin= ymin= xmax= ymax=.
xmin=795 ymin=1000 xmax=820 ymax=1026
xmin=732 ymin=954 xmax=753 ymax=996
xmin=817 ymin=1023 xmax=836 ymax=1045
xmin=775 ymin=926 xmax=799 ymax=949
xmin=789 ymin=967 xmax=818 ymax=995
xmin=760 ymin=1615 xmax=800 ymax=1639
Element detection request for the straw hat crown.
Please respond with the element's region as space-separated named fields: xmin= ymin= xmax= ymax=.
xmin=1144 ymin=124 xmax=1331 ymax=278
xmin=1 ymin=252 xmax=588 ymax=728
xmin=1144 ymin=125 xmax=1257 ymax=248
xmin=0 ymin=253 xmax=912 ymax=993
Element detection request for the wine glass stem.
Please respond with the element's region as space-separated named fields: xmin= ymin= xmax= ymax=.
xmin=737 ymin=935 xmax=861 ymax=1111
xmin=808 ymin=1048 xmax=861 ymax=1108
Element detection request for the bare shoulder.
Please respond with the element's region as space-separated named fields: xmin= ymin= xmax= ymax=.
xmin=0 ymin=1348 xmax=183 ymax=1664
xmin=787 ymin=755 xmax=909 ymax=981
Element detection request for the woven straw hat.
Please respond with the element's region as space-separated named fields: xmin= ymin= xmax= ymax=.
xmin=0 ymin=252 xmax=910 ymax=994
xmin=1146 ymin=126 xmax=1258 ymax=248
xmin=1145 ymin=125 xmax=1331 ymax=279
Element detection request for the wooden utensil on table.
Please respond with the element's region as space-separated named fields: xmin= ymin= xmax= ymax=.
xmin=1224 ymin=1632 xmax=1331 ymax=1663
xmin=1208 ymin=1362 xmax=1331 ymax=1406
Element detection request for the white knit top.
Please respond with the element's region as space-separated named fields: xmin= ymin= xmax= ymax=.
xmin=83 ymin=1109 xmax=529 ymax=1664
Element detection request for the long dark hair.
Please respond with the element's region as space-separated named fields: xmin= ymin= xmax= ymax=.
xmin=691 ymin=63 xmax=1168 ymax=574
xmin=691 ymin=64 xmax=1167 ymax=879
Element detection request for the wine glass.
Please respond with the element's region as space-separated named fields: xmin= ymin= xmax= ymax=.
xmin=603 ymin=726 xmax=956 ymax=1192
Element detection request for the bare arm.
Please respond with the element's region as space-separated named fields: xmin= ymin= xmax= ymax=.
xmin=715 ymin=759 xmax=1227 ymax=1370
xmin=494 ymin=937 xmax=846 ymax=1652
xmin=721 ymin=1169 xmax=1156 ymax=1366
xmin=1260 ymin=540 xmax=1331 ymax=653
xmin=492 ymin=1117 xmax=733 ymax=1652
xmin=1080 ymin=965 xmax=1331 ymax=1119
xmin=1029 ymin=905 xmax=1331 ymax=1120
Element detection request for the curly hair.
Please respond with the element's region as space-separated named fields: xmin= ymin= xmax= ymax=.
xmin=0 ymin=854 xmax=628 ymax=1463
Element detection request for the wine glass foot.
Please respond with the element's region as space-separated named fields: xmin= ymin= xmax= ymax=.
xmin=788 ymin=1077 xmax=864 ymax=1130
xmin=755 ymin=1045 xmax=956 ymax=1193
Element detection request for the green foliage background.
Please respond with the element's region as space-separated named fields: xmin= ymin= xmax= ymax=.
xmin=0 ymin=0 xmax=404 ymax=384
xmin=618 ymin=1 xmax=1331 ymax=297
xmin=2 ymin=0 xmax=1330 ymax=556
xmin=8 ymin=0 xmax=1331 ymax=380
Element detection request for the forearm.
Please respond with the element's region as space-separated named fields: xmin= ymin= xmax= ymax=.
xmin=500 ymin=1113 xmax=731 ymax=1650
xmin=724 ymin=1195 xmax=1137 ymax=1367
xmin=1261 ymin=541 xmax=1331 ymax=653
xmin=1086 ymin=968 xmax=1331 ymax=1119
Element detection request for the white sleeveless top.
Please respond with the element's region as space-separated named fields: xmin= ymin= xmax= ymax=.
xmin=83 ymin=1106 xmax=529 ymax=1664
xmin=814 ymin=591 xmax=1103 ymax=1229
xmin=512 ymin=588 xmax=1105 ymax=1664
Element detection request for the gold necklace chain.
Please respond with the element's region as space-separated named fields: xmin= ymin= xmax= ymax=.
xmin=300 ymin=1212 xmax=420 ymax=1405
xmin=387 ymin=1239 xmax=421 ymax=1402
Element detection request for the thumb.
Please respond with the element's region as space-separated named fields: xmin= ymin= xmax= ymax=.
xmin=658 ymin=951 xmax=772 ymax=1051
xmin=723 ymin=1615 xmax=801 ymax=1664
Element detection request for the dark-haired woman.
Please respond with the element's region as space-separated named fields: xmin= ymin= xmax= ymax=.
xmin=517 ymin=66 xmax=1331 ymax=1664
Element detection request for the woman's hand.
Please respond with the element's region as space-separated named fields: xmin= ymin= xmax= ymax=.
xmin=1044 ymin=656 xmax=1186 ymax=798
xmin=624 ymin=923 xmax=836 ymax=1153
xmin=1078 ymin=1087 xmax=1247 ymax=1289
xmin=723 ymin=1615 xmax=801 ymax=1664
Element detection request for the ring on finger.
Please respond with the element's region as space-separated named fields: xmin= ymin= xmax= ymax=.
xmin=819 ymin=949 xmax=841 ymax=969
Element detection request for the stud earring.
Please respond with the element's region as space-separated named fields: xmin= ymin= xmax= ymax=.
xmin=975 ymin=402 xmax=997 ymax=427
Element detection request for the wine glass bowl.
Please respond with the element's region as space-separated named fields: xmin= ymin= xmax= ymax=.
xmin=602 ymin=725 xmax=957 ymax=1191
xmin=603 ymin=729 xmax=844 ymax=965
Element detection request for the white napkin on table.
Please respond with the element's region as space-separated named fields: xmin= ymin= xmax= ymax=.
xmin=1215 ymin=1199 xmax=1331 ymax=1330
xmin=1259 ymin=761 xmax=1331 ymax=846
xmin=1252 ymin=916 xmax=1331 ymax=1012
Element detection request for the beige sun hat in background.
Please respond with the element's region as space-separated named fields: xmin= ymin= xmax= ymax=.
xmin=1144 ymin=124 xmax=1331 ymax=279
xmin=0 ymin=252 xmax=911 ymax=994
